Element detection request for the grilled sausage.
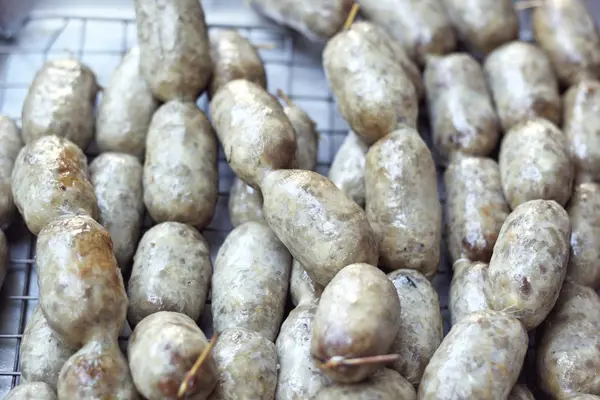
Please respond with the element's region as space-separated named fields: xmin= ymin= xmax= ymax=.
xmin=315 ymin=368 xmax=416 ymax=400
xmin=290 ymin=259 xmax=323 ymax=307
xmin=212 ymin=222 xmax=291 ymax=342
xmin=358 ymin=0 xmax=456 ymax=65
xmin=442 ymin=0 xmax=518 ymax=54
xmin=388 ymin=269 xmax=443 ymax=386
xmin=36 ymin=215 xmax=135 ymax=398
xmin=499 ymin=118 xmax=573 ymax=209
xmin=21 ymin=59 xmax=98 ymax=149
xmin=424 ymin=53 xmax=499 ymax=164
xmin=312 ymin=263 xmax=401 ymax=383
xmin=0 ymin=116 xmax=22 ymax=229
xmin=323 ymin=23 xmax=418 ymax=144
xmin=261 ymin=169 xmax=378 ymax=287
xmin=11 ymin=135 xmax=98 ymax=236
xmin=484 ymin=41 xmax=561 ymax=132
xmin=247 ymin=0 xmax=353 ymax=41
xmin=133 ymin=0 xmax=212 ymax=101
xmin=143 ymin=100 xmax=218 ymax=228
xmin=567 ymin=183 xmax=600 ymax=289
xmin=449 ymin=260 xmax=490 ymax=326
xmin=227 ymin=177 xmax=265 ymax=227
xmin=127 ymin=222 xmax=212 ymax=328
xmin=281 ymin=93 xmax=319 ymax=171
xmin=484 ymin=200 xmax=571 ymax=330
xmin=418 ymin=310 xmax=528 ymax=399
xmin=209 ymin=29 xmax=266 ymax=98
xmin=275 ymin=304 xmax=328 ymax=399
xmin=328 ymin=131 xmax=369 ymax=208
xmin=36 ymin=214 xmax=127 ymax=346
xmin=350 ymin=21 xmax=424 ymax=99
xmin=20 ymin=307 xmax=75 ymax=391
xmin=537 ymin=281 xmax=600 ymax=398
xmin=210 ymin=79 xmax=296 ymax=189
xmin=444 ymin=155 xmax=509 ymax=263
xmin=209 ymin=328 xmax=278 ymax=400
xmin=4 ymin=382 xmax=56 ymax=400
xmin=533 ymin=0 xmax=600 ymax=86
xmin=95 ymin=47 xmax=159 ymax=159
xmin=365 ymin=127 xmax=441 ymax=276
xmin=89 ymin=152 xmax=143 ymax=273
xmin=564 ymin=79 xmax=600 ymax=183
xmin=57 ymin=338 xmax=138 ymax=399
xmin=128 ymin=311 xmax=217 ymax=400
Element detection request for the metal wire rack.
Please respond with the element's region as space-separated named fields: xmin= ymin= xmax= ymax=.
xmin=0 ymin=9 xmax=454 ymax=397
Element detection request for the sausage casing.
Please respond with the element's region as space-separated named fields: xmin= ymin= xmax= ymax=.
xmin=212 ymin=221 xmax=291 ymax=342
xmin=537 ymin=281 xmax=600 ymax=398
xmin=290 ymin=259 xmax=322 ymax=307
xmin=4 ymin=382 xmax=56 ymax=400
xmin=312 ymin=263 xmax=401 ymax=383
xmin=261 ymin=169 xmax=378 ymax=287
xmin=248 ymin=0 xmax=353 ymax=41
xmin=442 ymin=0 xmax=518 ymax=54
xmin=350 ymin=21 xmax=423 ymax=99
xmin=564 ymin=79 xmax=600 ymax=183
xmin=365 ymin=127 xmax=441 ymax=276
xmin=315 ymin=368 xmax=416 ymax=400
xmin=95 ymin=47 xmax=159 ymax=159
xmin=127 ymin=222 xmax=212 ymax=328
xmin=567 ymin=183 xmax=600 ymax=288
xmin=425 ymin=53 xmax=499 ymax=164
xmin=418 ymin=310 xmax=528 ymax=399
xmin=444 ymin=155 xmax=508 ymax=263
xmin=484 ymin=200 xmax=571 ymax=330
xmin=90 ymin=152 xmax=143 ymax=272
xmin=36 ymin=215 xmax=127 ymax=348
xmin=533 ymin=0 xmax=600 ymax=86
xmin=358 ymin=0 xmax=456 ymax=65
xmin=328 ymin=131 xmax=368 ymax=208
xmin=388 ymin=269 xmax=443 ymax=386
xmin=0 ymin=116 xmax=22 ymax=229
xmin=11 ymin=135 xmax=98 ymax=235
xmin=276 ymin=304 xmax=327 ymax=399
xmin=128 ymin=311 xmax=217 ymax=400
xmin=20 ymin=307 xmax=75 ymax=391
xmin=21 ymin=59 xmax=98 ymax=149
xmin=323 ymin=24 xmax=418 ymax=144
xmin=210 ymin=79 xmax=296 ymax=189
xmin=499 ymin=118 xmax=573 ymax=209
xmin=133 ymin=0 xmax=211 ymax=101
xmin=57 ymin=338 xmax=138 ymax=399
xmin=227 ymin=177 xmax=264 ymax=227
xmin=449 ymin=260 xmax=489 ymax=326
xmin=209 ymin=328 xmax=278 ymax=400
xmin=143 ymin=101 xmax=218 ymax=228
xmin=209 ymin=29 xmax=267 ymax=98
xmin=484 ymin=41 xmax=561 ymax=132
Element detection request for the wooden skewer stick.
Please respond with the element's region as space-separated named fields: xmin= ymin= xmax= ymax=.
xmin=177 ymin=334 xmax=219 ymax=399
xmin=343 ymin=3 xmax=360 ymax=30
xmin=276 ymin=88 xmax=294 ymax=106
xmin=318 ymin=353 xmax=400 ymax=370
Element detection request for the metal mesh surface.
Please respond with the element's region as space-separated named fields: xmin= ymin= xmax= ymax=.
xmin=0 ymin=7 xmax=456 ymax=396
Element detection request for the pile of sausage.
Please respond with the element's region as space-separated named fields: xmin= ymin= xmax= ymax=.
xmin=1 ymin=0 xmax=600 ymax=399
